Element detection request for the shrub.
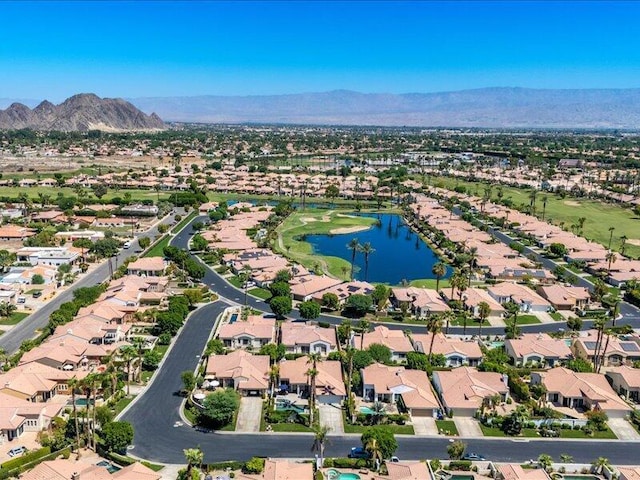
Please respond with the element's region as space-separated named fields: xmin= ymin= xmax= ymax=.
xmin=448 ymin=460 xmax=473 ymax=471
xmin=242 ymin=457 xmax=265 ymax=474
xmin=0 ymin=447 xmax=51 ymax=471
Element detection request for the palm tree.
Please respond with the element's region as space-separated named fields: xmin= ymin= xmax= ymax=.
xmin=120 ymin=345 xmax=137 ymax=396
xmin=592 ymin=316 xmax=607 ymax=372
xmin=306 ymin=352 xmax=322 ymax=426
xmin=467 ymin=247 xmax=478 ymax=287
xmin=359 ymin=242 xmax=375 ymax=281
xmin=268 ymin=365 xmax=280 ymax=402
xmin=528 ymin=189 xmax=537 ymax=215
xmin=442 ymin=310 xmax=456 ymax=335
xmin=0 ymin=250 xmax=16 ymax=273
xmin=450 ymin=268 xmax=466 ymax=301
xmin=432 ymin=262 xmax=446 ymax=292
xmin=606 ymin=251 xmax=617 ymax=274
xmin=364 ymin=436 xmax=383 ymax=470
xmin=370 ymin=401 xmax=387 ymax=425
xmin=341 ymin=346 xmax=356 ymax=420
xmin=426 ymin=314 xmax=443 ymax=364
xmin=608 ymin=227 xmax=615 ymax=250
xmin=311 ymin=425 xmax=330 ymax=467
xmin=504 ymin=301 xmax=521 ymax=339
xmin=132 ymin=337 xmax=146 ymax=383
xmin=592 ymin=457 xmax=611 ymax=474
xmin=346 ymin=238 xmax=360 ymax=281
xmin=68 ymin=378 xmax=81 ymax=450
xmin=358 ymin=319 xmax=371 ymax=351
xmin=541 ymin=195 xmax=548 ymax=221
xmin=577 ymin=216 xmax=587 ymax=234
xmin=184 ymin=447 xmax=204 ymax=476
xmin=477 ymin=301 xmax=491 ymax=338
xmin=620 ymin=235 xmax=628 ymax=256
xmin=559 ymin=453 xmax=574 ymax=463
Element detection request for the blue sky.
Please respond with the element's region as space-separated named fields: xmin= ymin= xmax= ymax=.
xmin=0 ymin=1 xmax=638 ymax=100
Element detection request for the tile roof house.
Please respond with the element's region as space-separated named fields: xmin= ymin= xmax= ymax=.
xmin=0 ymin=363 xmax=83 ymax=402
xmin=311 ymin=280 xmax=375 ymax=306
xmin=487 ymin=282 xmax=551 ymax=313
xmin=278 ymin=357 xmax=345 ymax=404
xmin=126 ymin=257 xmax=166 ymax=276
xmin=217 ymin=316 xmax=276 ymax=350
xmin=432 ymin=367 xmax=510 ymax=417
xmin=504 ymin=333 xmax=573 ymax=367
xmin=605 ymin=365 xmax=640 ymax=403
xmin=355 ymin=326 xmax=413 ymax=361
xmin=572 ymin=331 xmax=640 ymax=367
xmin=279 ymin=322 xmax=338 ymax=356
xmin=390 ymin=287 xmax=450 ymax=317
xmin=537 ymin=285 xmax=590 ymax=311
xmin=618 ymin=467 xmax=640 ymax=480
xmin=290 ymin=275 xmax=343 ymax=301
xmin=531 ymin=366 xmax=632 ymax=418
xmin=361 ymin=363 xmax=441 ymax=417
xmin=20 ymin=459 xmax=161 ymax=480
xmin=494 ymin=464 xmax=551 ymax=480
xmin=411 ymin=333 xmax=483 ymax=367
xmin=0 ymin=392 xmax=64 ymax=444
xmin=205 ymin=350 xmax=270 ymax=396
xmin=234 ymin=459 xmax=313 ymax=480
xmin=373 ymin=461 xmax=431 ymax=480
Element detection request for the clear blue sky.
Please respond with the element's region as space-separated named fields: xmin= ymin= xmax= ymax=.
xmin=1 ymin=1 xmax=638 ymax=100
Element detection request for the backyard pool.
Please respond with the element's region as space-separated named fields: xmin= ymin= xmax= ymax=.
xmin=229 ymin=313 xmax=238 ymax=324
xmin=275 ymin=399 xmax=306 ymax=414
xmin=96 ymin=460 xmax=122 ymax=474
xmin=360 ymin=406 xmax=375 ymax=415
xmin=326 ymin=469 xmax=361 ymax=480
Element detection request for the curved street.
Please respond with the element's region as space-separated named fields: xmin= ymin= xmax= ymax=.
xmin=119 ymin=214 xmax=640 ymax=465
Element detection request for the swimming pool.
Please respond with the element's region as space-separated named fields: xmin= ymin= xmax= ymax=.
xmin=229 ymin=313 xmax=238 ymax=323
xmin=360 ymin=406 xmax=375 ymax=415
xmin=326 ymin=469 xmax=361 ymax=480
xmin=96 ymin=460 xmax=122 ymax=473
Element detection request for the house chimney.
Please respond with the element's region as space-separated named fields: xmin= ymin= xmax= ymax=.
xmin=71 ymin=472 xmax=80 ymax=480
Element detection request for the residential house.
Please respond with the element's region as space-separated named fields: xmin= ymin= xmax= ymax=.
xmin=0 ymin=363 xmax=84 ymax=402
xmin=504 ymin=333 xmax=573 ymax=367
xmin=356 ymin=325 xmax=413 ymax=361
xmin=361 ymin=363 xmax=440 ymax=417
xmin=16 ymin=247 xmax=79 ymax=267
xmin=537 ymin=285 xmax=590 ymax=311
xmin=20 ymin=458 xmax=161 ymax=480
xmin=217 ymin=316 xmax=276 ymax=350
xmin=0 ymin=392 xmax=64 ymax=444
xmin=126 ymin=257 xmax=166 ymax=277
xmin=411 ymin=333 xmax=483 ymax=367
xmin=390 ymin=287 xmax=450 ymax=318
xmin=289 ymin=275 xmax=343 ymax=301
xmin=373 ymin=461 xmax=431 ymax=480
xmin=205 ymin=350 xmax=269 ymax=396
xmin=432 ymin=367 xmax=510 ymax=417
xmin=278 ymin=357 xmax=345 ymax=404
xmin=442 ymin=287 xmax=504 ymax=318
xmin=0 ymin=225 xmax=35 ymax=241
xmin=618 ymin=467 xmax=640 ymax=480
xmin=605 ymin=366 xmax=640 ymax=403
xmin=234 ymin=459 xmax=313 ymax=480
xmin=572 ymin=332 xmax=640 ymax=366
xmin=487 ymin=282 xmax=551 ymax=313
xmin=279 ymin=322 xmax=338 ymax=356
xmin=494 ymin=464 xmax=551 ymax=480
xmin=311 ymin=280 xmax=375 ymax=306
xmin=530 ymin=367 xmax=632 ymax=418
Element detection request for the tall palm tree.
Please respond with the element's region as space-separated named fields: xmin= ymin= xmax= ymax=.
xmin=306 ymin=352 xmax=322 ymax=426
xmin=442 ymin=310 xmax=456 ymax=335
xmin=577 ymin=217 xmax=587 ymax=234
xmin=606 ymin=251 xmax=617 ymax=274
xmin=467 ymin=247 xmax=478 ymax=287
xmin=364 ymin=437 xmax=383 ymax=470
xmin=608 ymin=227 xmax=615 ymax=250
xmin=311 ymin=425 xmax=330 ymax=467
xmin=432 ymin=262 xmax=446 ymax=292
xmin=592 ymin=316 xmax=607 ymax=372
xmin=358 ymin=319 xmax=371 ymax=351
xmin=541 ymin=195 xmax=548 ymax=221
xmin=68 ymin=378 xmax=81 ymax=450
xmin=597 ymin=329 xmax=612 ymax=374
xmin=620 ymin=235 xmax=628 ymax=256
xmin=346 ymin=238 xmax=361 ymax=281
xmin=120 ymin=345 xmax=137 ymax=396
xmin=184 ymin=447 xmax=204 ymax=476
xmin=426 ymin=314 xmax=443 ymax=364
xmin=268 ymin=365 xmax=280 ymax=402
xmin=359 ymin=242 xmax=375 ymax=281
xmin=528 ymin=190 xmax=537 ymax=215
xmin=341 ymin=347 xmax=356 ymax=421
xmin=477 ymin=301 xmax=491 ymax=338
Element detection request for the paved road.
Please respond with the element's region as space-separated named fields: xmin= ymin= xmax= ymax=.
xmin=0 ymin=209 xmax=184 ymax=354
xmin=118 ymin=214 xmax=640 ymax=465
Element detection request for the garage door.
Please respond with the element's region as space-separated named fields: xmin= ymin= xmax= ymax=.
xmin=411 ymin=408 xmax=435 ymax=417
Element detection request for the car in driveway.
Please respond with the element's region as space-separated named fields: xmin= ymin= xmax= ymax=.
xmin=8 ymin=446 xmax=27 ymax=457
xmin=462 ymin=453 xmax=486 ymax=461
xmin=348 ymin=447 xmax=371 ymax=459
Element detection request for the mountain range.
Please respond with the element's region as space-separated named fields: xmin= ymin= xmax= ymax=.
xmin=128 ymin=87 xmax=640 ymax=129
xmin=0 ymin=94 xmax=164 ymax=131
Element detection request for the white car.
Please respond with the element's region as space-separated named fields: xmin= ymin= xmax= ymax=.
xmin=8 ymin=446 xmax=26 ymax=457
xmin=123 ymin=241 xmax=132 ymax=249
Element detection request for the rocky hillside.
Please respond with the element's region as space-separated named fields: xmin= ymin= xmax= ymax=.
xmin=0 ymin=93 xmax=165 ymax=131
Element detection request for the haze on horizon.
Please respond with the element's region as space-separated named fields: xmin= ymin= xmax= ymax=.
xmin=1 ymin=1 xmax=639 ymax=102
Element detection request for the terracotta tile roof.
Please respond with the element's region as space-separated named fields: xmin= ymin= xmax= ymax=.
xmin=434 ymin=367 xmax=508 ymax=410
xmin=205 ymin=350 xmax=269 ymax=390
xmin=411 ymin=333 xmax=482 ymax=359
xmin=362 ymin=363 xmax=439 ymax=410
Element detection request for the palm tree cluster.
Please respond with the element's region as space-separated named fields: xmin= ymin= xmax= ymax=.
xmin=345 ymin=238 xmax=376 ymax=281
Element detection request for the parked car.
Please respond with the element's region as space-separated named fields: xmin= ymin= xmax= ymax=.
xmin=348 ymin=447 xmax=371 ymax=459
xmin=32 ymin=290 xmax=42 ymax=298
xmin=8 ymin=446 xmax=27 ymax=457
xmin=123 ymin=241 xmax=132 ymax=249
xmin=462 ymin=453 xmax=486 ymax=461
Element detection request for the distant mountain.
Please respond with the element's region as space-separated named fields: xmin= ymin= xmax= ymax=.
xmin=130 ymin=88 xmax=640 ymax=128
xmin=0 ymin=93 xmax=165 ymax=131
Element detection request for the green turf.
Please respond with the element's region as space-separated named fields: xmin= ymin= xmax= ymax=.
xmin=268 ymin=423 xmax=314 ymax=432
xmin=343 ymin=422 xmax=414 ymax=435
xmin=144 ymin=235 xmax=170 ymax=257
xmin=172 ymin=211 xmax=197 ymax=233
xmin=409 ymin=278 xmax=452 ymax=289
xmin=249 ymin=287 xmax=272 ymax=300
xmin=429 ymin=175 xmax=640 ymax=258
xmin=0 ymin=186 xmax=172 ymax=203
xmin=515 ymin=315 xmax=542 ymax=325
xmin=274 ymin=209 xmax=378 ymax=280
xmin=112 ymin=395 xmax=136 ymax=416
xmin=0 ymin=312 xmax=29 ymax=326
xmin=436 ymin=420 xmax=459 ymax=436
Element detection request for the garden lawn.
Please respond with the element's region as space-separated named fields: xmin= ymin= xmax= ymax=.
xmin=343 ymin=423 xmax=414 ymax=435
xmin=249 ymin=287 xmax=271 ymax=300
xmin=144 ymin=235 xmax=170 ymax=258
xmin=409 ymin=278 xmax=452 ymax=289
xmin=436 ymin=420 xmax=459 ymax=436
xmin=172 ymin=211 xmax=197 ymax=233
xmin=429 ymin=175 xmax=640 ymax=258
xmin=112 ymin=395 xmax=136 ymax=416
xmin=0 ymin=312 xmax=29 ymax=326
xmin=0 ymin=186 xmax=172 ymax=203
xmin=515 ymin=315 xmax=542 ymax=325
xmin=274 ymin=209 xmax=378 ymax=280
xmin=479 ymin=424 xmax=539 ymax=437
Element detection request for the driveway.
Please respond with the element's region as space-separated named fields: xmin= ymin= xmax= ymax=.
xmin=412 ymin=416 xmax=438 ymax=436
xmin=236 ymin=397 xmax=263 ymax=433
xmin=609 ymin=418 xmax=640 ymax=440
xmin=319 ymin=403 xmax=344 ymax=434
xmin=454 ymin=417 xmax=483 ymax=437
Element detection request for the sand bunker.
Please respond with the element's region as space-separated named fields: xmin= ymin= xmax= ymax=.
xmin=563 ymin=201 xmax=581 ymax=206
xmin=626 ymin=239 xmax=640 ymax=246
xmin=330 ymin=225 xmax=370 ymax=235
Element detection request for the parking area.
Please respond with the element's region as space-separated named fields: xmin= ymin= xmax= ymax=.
xmin=235 ymin=396 xmax=262 ymax=433
xmin=0 ymin=431 xmax=41 ymax=463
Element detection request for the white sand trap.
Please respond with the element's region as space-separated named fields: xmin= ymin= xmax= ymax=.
xmin=563 ymin=201 xmax=581 ymax=206
xmin=336 ymin=213 xmax=357 ymax=218
xmin=300 ymin=217 xmax=318 ymax=223
xmin=330 ymin=225 xmax=370 ymax=235
xmin=626 ymin=239 xmax=640 ymax=246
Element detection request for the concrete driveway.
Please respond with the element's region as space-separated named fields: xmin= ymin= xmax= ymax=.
xmin=236 ymin=397 xmax=263 ymax=433
xmin=319 ymin=403 xmax=344 ymax=433
xmin=412 ymin=416 xmax=438 ymax=436
xmin=609 ymin=417 xmax=640 ymax=440
xmin=454 ymin=417 xmax=483 ymax=437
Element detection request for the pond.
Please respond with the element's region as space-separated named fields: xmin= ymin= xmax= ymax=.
xmin=304 ymin=213 xmax=450 ymax=285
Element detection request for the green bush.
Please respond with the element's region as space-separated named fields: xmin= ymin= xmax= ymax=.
xmin=205 ymin=461 xmax=244 ymax=471
xmin=323 ymin=458 xmax=367 ymax=469
xmin=448 ymin=460 xmax=472 ymax=471
xmin=242 ymin=457 xmax=265 ymax=474
xmin=0 ymin=447 xmax=51 ymax=471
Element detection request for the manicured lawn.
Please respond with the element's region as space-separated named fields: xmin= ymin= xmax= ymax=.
xmin=0 ymin=186 xmax=172 ymax=203
xmin=172 ymin=211 xmax=197 ymax=233
xmin=436 ymin=420 xmax=458 ymax=436
xmin=515 ymin=315 xmax=542 ymax=325
xmin=144 ymin=235 xmax=170 ymax=257
xmin=479 ymin=424 xmax=539 ymax=437
xmin=559 ymin=428 xmax=617 ymax=439
xmin=249 ymin=287 xmax=271 ymax=300
xmin=141 ymin=462 xmax=164 ymax=472
xmin=269 ymin=423 xmax=313 ymax=432
xmin=409 ymin=278 xmax=452 ymax=290
xmin=343 ymin=423 xmax=414 ymax=435
xmin=274 ymin=209 xmax=378 ymax=280
xmin=549 ymin=312 xmax=564 ymax=321
xmin=112 ymin=395 xmax=136 ymax=416
xmin=0 ymin=312 xmax=29 ymax=326
xmin=429 ymin=175 xmax=640 ymax=258
xmin=228 ymin=276 xmax=243 ymax=288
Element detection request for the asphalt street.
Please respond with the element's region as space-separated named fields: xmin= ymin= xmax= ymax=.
xmin=0 ymin=209 xmax=184 ymax=354
xmin=115 ymin=214 xmax=640 ymax=465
